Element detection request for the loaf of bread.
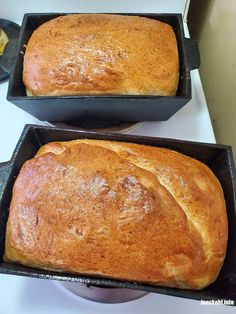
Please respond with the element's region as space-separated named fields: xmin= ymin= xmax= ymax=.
xmin=23 ymin=14 xmax=179 ymax=96
xmin=4 ymin=139 xmax=227 ymax=290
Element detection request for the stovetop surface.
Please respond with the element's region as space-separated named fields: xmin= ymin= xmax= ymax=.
xmin=1 ymin=275 xmax=234 ymax=314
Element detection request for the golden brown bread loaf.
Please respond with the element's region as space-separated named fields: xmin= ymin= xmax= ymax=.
xmin=4 ymin=139 xmax=227 ymax=289
xmin=23 ymin=14 xmax=179 ymax=96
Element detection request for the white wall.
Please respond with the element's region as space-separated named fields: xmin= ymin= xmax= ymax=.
xmin=192 ymin=0 xmax=236 ymax=157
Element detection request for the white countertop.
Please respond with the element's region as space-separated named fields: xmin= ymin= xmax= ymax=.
xmin=0 ymin=1 xmax=233 ymax=313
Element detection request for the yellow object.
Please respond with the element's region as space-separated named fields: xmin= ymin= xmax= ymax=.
xmin=0 ymin=28 xmax=9 ymax=56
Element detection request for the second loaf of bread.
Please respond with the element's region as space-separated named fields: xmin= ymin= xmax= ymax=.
xmin=4 ymin=139 xmax=227 ymax=290
xmin=23 ymin=14 xmax=179 ymax=96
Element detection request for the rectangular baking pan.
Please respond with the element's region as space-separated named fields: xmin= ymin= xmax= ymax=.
xmin=7 ymin=13 xmax=200 ymax=122
xmin=0 ymin=125 xmax=236 ymax=304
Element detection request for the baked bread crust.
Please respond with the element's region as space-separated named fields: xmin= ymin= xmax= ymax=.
xmin=4 ymin=140 xmax=227 ymax=289
xmin=23 ymin=14 xmax=179 ymax=96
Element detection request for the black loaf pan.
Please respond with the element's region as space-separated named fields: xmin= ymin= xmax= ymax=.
xmin=0 ymin=124 xmax=236 ymax=304
xmin=7 ymin=13 xmax=200 ymax=122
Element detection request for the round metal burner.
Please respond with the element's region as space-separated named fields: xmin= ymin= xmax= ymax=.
xmin=50 ymin=121 xmax=142 ymax=133
xmin=63 ymin=120 xmax=121 ymax=129
xmin=57 ymin=282 xmax=148 ymax=304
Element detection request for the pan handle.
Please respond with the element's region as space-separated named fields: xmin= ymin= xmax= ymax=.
xmin=184 ymin=38 xmax=201 ymax=71
xmin=0 ymin=161 xmax=13 ymax=199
